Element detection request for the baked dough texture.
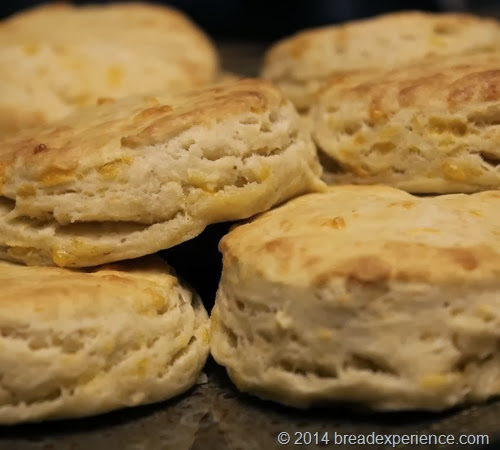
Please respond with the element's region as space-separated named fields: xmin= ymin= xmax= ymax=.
xmin=0 ymin=2 xmax=219 ymax=134
xmin=0 ymin=256 xmax=209 ymax=424
xmin=312 ymin=51 xmax=500 ymax=193
xmin=262 ymin=11 xmax=500 ymax=111
xmin=0 ymin=79 xmax=324 ymax=268
xmin=211 ymin=185 xmax=500 ymax=411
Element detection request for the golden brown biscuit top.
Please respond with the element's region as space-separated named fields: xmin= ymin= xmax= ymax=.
xmin=0 ymin=2 xmax=218 ymax=90
xmin=263 ymin=11 xmax=500 ymax=82
xmin=0 ymin=256 xmax=179 ymax=319
xmin=315 ymin=52 xmax=500 ymax=122
xmin=0 ymin=79 xmax=283 ymax=194
xmin=220 ymin=185 xmax=500 ymax=286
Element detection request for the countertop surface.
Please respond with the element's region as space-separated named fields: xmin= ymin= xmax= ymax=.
xmin=1 ymin=361 xmax=498 ymax=449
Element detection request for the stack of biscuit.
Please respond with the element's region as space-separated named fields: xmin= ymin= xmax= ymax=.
xmin=211 ymin=11 xmax=500 ymax=411
xmin=0 ymin=2 xmax=324 ymax=424
xmin=2 ymin=3 xmax=500 ymax=424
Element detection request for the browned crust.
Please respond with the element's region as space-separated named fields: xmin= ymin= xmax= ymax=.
xmin=220 ymin=186 xmax=500 ymax=286
xmin=0 ymin=79 xmax=282 ymax=190
xmin=263 ymin=11 xmax=500 ymax=79
xmin=319 ymin=52 xmax=500 ymax=116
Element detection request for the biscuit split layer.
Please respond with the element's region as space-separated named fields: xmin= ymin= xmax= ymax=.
xmin=211 ymin=185 xmax=500 ymax=411
xmin=0 ymin=79 xmax=324 ymax=267
xmin=0 ymin=256 xmax=209 ymax=424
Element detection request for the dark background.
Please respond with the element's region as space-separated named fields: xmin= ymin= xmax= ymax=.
xmin=1 ymin=0 xmax=500 ymax=40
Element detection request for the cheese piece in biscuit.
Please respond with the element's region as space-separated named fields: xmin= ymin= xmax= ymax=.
xmin=312 ymin=51 xmax=500 ymax=193
xmin=262 ymin=11 xmax=500 ymax=111
xmin=0 ymin=256 xmax=209 ymax=424
xmin=211 ymin=185 xmax=500 ymax=411
xmin=0 ymin=79 xmax=324 ymax=267
xmin=0 ymin=2 xmax=219 ymax=134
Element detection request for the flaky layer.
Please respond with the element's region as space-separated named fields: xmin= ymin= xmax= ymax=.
xmin=0 ymin=79 xmax=324 ymax=267
xmin=212 ymin=277 xmax=500 ymax=410
xmin=211 ymin=186 xmax=500 ymax=410
xmin=312 ymin=52 xmax=500 ymax=193
xmin=0 ymin=256 xmax=209 ymax=424
xmin=262 ymin=11 xmax=500 ymax=110
xmin=0 ymin=2 xmax=218 ymax=134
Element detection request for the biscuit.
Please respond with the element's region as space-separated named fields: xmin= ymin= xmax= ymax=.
xmin=262 ymin=11 xmax=500 ymax=111
xmin=0 ymin=79 xmax=324 ymax=268
xmin=0 ymin=256 xmax=209 ymax=424
xmin=0 ymin=2 xmax=218 ymax=134
xmin=211 ymin=185 xmax=500 ymax=410
xmin=312 ymin=52 xmax=500 ymax=193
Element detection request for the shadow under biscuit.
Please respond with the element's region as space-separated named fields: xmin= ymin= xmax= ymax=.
xmin=160 ymin=222 xmax=233 ymax=312
xmin=0 ymin=383 xmax=212 ymax=450
xmin=1 ymin=359 xmax=498 ymax=450
xmin=207 ymin=360 xmax=500 ymax=450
